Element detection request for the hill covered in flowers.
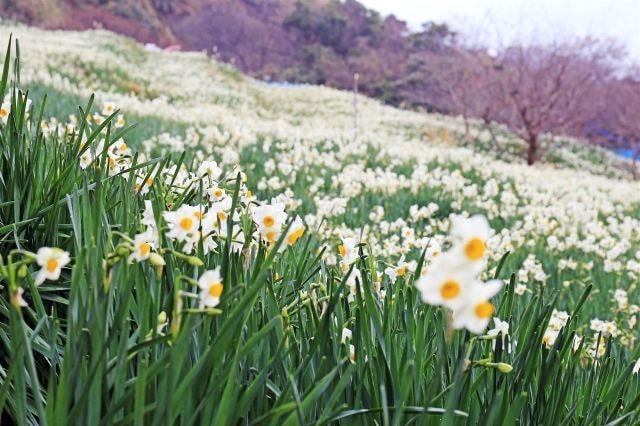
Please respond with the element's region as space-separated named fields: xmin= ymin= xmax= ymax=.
xmin=0 ymin=23 xmax=639 ymax=424
xmin=5 ymin=1 xmax=639 ymax=163
xmin=0 ymin=0 xmax=452 ymax=104
xmin=3 ymin=23 xmax=632 ymax=175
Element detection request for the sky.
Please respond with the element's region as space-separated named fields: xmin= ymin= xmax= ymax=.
xmin=359 ymin=0 xmax=640 ymax=60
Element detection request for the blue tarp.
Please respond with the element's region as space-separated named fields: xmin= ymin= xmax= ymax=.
xmin=614 ymin=149 xmax=635 ymax=158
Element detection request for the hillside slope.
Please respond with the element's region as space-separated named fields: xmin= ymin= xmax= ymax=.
xmin=4 ymin=2 xmax=638 ymax=159
xmin=0 ymin=22 xmax=631 ymax=177
xmin=0 ymin=0 xmax=454 ymax=107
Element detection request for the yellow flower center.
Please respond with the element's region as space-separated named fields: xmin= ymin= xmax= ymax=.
xmin=108 ymin=156 xmax=117 ymax=170
xmin=194 ymin=211 xmax=203 ymax=220
xmin=217 ymin=211 xmax=227 ymax=222
xmin=139 ymin=243 xmax=151 ymax=256
xmin=265 ymin=230 xmax=278 ymax=242
xmin=179 ymin=217 xmax=194 ymax=231
xmin=208 ymin=282 xmax=223 ymax=298
xmin=0 ymin=108 xmax=8 ymax=117
xmin=464 ymin=237 xmax=486 ymax=261
xmin=263 ymin=215 xmax=275 ymax=228
xmin=46 ymin=258 xmax=59 ymax=273
xmin=214 ymin=189 xmax=224 ymax=198
xmin=338 ymin=245 xmax=346 ymax=257
xmin=474 ymin=301 xmax=494 ymax=319
xmin=287 ymin=228 xmax=304 ymax=245
xmin=440 ymin=280 xmax=461 ymax=299
xmin=396 ymin=265 xmax=407 ymax=276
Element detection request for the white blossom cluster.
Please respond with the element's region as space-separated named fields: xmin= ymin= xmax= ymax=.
xmin=4 ymin=23 xmax=640 ymax=352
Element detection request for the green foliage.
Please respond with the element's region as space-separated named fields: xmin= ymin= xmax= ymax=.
xmin=285 ymin=1 xmax=349 ymax=54
xmin=0 ymin=36 xmax=639 ymax=426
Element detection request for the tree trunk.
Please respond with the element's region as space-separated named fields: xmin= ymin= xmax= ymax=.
xmin=526 ymin=135 xmax=538 ymax=165
xmin=632 ymin=145 xmax=640 ymax=180
xmin=462 ymin=120 xmax=469 ymax=141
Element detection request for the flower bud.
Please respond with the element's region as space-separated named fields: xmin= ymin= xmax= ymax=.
xmin=116 ymin=245 xmax=131 ymax=258
xmin=17 ymin=264 xmax=28 ymax=279
xmin=171 ymin=297 xmax=184 ymax=338
xmin=149 ymin=253 xmax=166 ymax=267
xmin=186 ymin=256 xmax=204 ymax=267
xmin=150 ymin=253 xmax=165 ymax=278
xmin=496 ymin=363 xmax=513 ymax=373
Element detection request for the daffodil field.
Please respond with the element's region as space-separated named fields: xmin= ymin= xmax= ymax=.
xmin=1 ymin=23 xmax=640 ymax=425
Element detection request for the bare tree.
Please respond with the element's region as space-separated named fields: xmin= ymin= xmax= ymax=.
xmin=589 ymin=75 xmax=640 ymax=177
xmin=425 ymin=47 xmax=502 ymax=141
xmin=492 ymin=40 xmax=620 ymax=164
xmin=427 ymin=38 xmax=622 ymax=165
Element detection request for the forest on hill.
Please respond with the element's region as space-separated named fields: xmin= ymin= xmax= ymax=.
xmin=3 ymin=0 xmax=639 ymax=164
